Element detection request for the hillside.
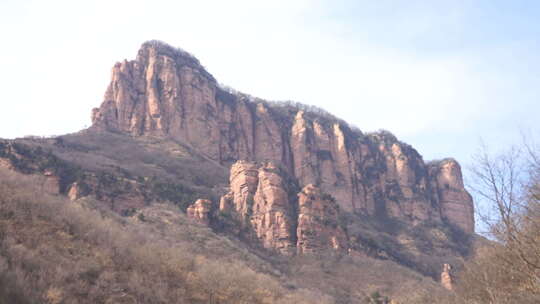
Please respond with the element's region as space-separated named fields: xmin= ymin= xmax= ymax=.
xmin=0 ymin=40 xmax=478 ymax=303
xmin=0 ymin=167 xmax=458 ymax=303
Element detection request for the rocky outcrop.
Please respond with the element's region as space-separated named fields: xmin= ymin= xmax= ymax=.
xmin=428 ymin=159 xmax=475 ymax=233
xmin=219 ymin=161 xmax=260 ymax=220
xmin=297 ymin=184 xmax=348 ymax=254
xmin=92 ymin=40 xmax=474 ymax=233
xmin=187 ymin=199 xmax=212 ymax=224
xmin=219 ymin=161 xmax=296 ymax=254
xmin=219 ymin=161 xmax=348 ymax=254
xmin=441 ymin=263 xmax=453 ymax=290
xmin=251 ymin=162 xmax=296 ymax=253
xmin=91 ymin=41 xmax=224 ymax=160
xmin=67 ymin=182 xmax=82 ymax=200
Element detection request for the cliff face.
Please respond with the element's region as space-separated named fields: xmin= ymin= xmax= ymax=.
xmin=296 ymin=184 xmax=348 ymax=254
xmin=428 ymin=159 xmax=475 ymax=233
xmin=92 ymin=40 xmax=474 ymax=234
xmin=219 ymin=161 xmax=297 ymax=254
xmin=219 ymin=161 xmax=347 ymax=254
xmin=251 ymin=162 xmax=297 ymax=253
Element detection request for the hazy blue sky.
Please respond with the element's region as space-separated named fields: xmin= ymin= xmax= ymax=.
xmin=1 ymin=0 xmax=539 ymax=174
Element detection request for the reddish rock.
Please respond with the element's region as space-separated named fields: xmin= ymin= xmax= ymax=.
xmin=297 ymin=184 xmax=348 ymax=254
xmin=251 ymin=162 xmax=296 ymax=253
xmin=428 ymin=159 xmax=475 ymax=233
xmin=92 ymin=41 xmax=474 ymax=232
xmin=68 ymin=183 xmax=82 ymax=200
xmin=92 ymin=41 xmax=222 ymax=160
xmin=441 ymin=263 xmax=453 ymax=290
xmin=221 ymin=161 xmax=259 ymax=221
xmin=377 ymin=141 xmax=432 ymax=222
xmin=219 ymin=161 xmax=348 ymax=254
xmin=220 ymin=161 xmax=295 ymax=254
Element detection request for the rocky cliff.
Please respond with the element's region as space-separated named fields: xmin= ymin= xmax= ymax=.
xmin=218 ymin=161 xmax=347 ymax=254
xmin=296 ymin=184 xmax=348 ymax=254
xmin=428 ymin=160 xmax=475 ymax=233
xmin=91 ymin=40 xmax=474 ymax=234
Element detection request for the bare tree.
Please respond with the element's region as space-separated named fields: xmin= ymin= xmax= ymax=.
xmin=458 ymin=140 xmax=540 ymax=303
xmin=469 ymin=143 xmax=524 ymax=240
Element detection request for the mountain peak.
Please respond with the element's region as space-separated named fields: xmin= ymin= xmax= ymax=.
xmin=91 ymin=40 xmax=474 ymax=233
xmin=139 ymin=40 xmax=199 ymax=63
xmin=136 ymin=40 xmax=216 ymax=82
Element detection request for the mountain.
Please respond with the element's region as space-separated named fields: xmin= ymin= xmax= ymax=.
xmin=0 ymin=40 xmax=477 ymax=303
xmin=91 ymin=40 xmax=473 ymax=234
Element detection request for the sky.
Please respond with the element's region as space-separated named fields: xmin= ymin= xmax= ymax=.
xmin=1 ymin=1 xmax=539 ymax=209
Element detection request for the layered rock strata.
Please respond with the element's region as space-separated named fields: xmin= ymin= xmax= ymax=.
xmin=219 ymin=161 xmax=347 ymax=254
xmin=219 ymin=161 xmax=296 ymax=253
xmin=297 ymin=184 xmax=348 ymax=254
xmin=428 ymin=159 xmax=475 ymax=233
xmin=92 ymin=40 xmax=474 ymax=233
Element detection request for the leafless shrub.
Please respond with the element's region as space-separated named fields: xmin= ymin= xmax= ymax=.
xmin=455 ymin=139 xmax=540 ymax=303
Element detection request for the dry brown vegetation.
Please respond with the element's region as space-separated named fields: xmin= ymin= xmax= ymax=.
xmin=1 ymin=132 xmax=474 ymax=303
xmin=446 ymin=142 xmax=540 ymax=304
xmin=0 ymin=168 xmax=332 ymax=304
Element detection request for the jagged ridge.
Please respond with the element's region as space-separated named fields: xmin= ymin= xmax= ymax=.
xmin=91 ymin=40 xmax=474 ymax=233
